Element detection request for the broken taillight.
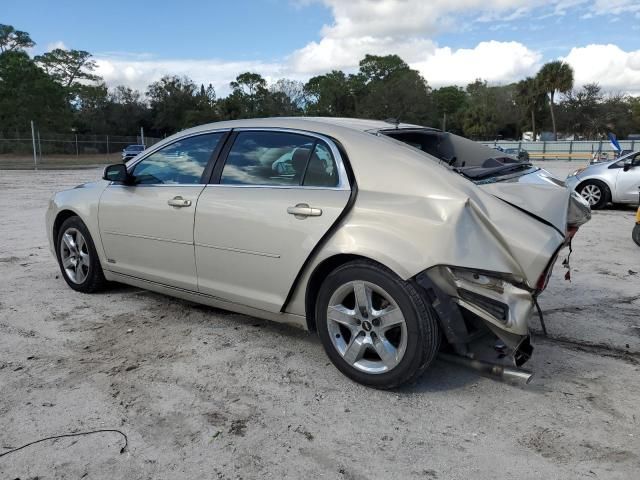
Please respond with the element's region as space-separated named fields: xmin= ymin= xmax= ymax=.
xmin=536 ymin=226 xmax=578 ymax=292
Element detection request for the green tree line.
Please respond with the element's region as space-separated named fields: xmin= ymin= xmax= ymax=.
xmin=2 ymin=23 xmax=639 ymax=140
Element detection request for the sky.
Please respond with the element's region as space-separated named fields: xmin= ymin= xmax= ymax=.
xmin=4 ymin=0 xmax=640 ymax=95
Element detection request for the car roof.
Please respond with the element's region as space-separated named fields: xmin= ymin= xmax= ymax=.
xmin=177 ymin=117 xmax=431 ymax=136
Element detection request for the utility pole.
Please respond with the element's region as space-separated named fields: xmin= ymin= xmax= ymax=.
xmin=30 ymin=121 xmax=37 ymax=170
xmin=37 ymin=129 xmax=42 ymax=163
xmin=140 ymin=127 xmax=145 ymax=147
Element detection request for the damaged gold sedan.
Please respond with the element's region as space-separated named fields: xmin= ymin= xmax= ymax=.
xmin=46 ymin=118 xmax=590 ymax=388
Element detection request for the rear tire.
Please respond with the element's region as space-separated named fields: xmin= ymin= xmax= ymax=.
xmin=633 ymin=224 xmax=640 ymax=247
xmin=315 ymin=260 xmax=440 ymax=389
xmin=579 ymin=180 xmax=609 ymax=210
xmin=56 ymin=216 xmax=107 ymax=293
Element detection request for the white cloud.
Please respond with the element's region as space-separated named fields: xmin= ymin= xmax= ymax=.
xmin=94 ymin=57 xmax=288 ymax=96
xmin=590 ymin=0 xmax=640 ymax=15
xmin=45 ymin=41 xmax=67 ymax=51
xmin=412 ymin=41 xmax=542 ymax=87
xmin=562 ymin=44 xmax=640 ymax=95
xmin=88 ymin=0 xmax=640 ymax=95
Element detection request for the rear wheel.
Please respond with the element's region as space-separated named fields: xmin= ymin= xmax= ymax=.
xmin=633 ymin=224 xmax=640 ymax=247
xmin=316 ymin=260 xmax=440 ymax=389
xmin=56 ymin=216 xmax=107 ymax=293
xmin=579 ymin=180 xmax=609 ymax=209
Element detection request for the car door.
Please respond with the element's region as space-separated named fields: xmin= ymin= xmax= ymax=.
xmin=194 ymin=129 xmax=351 ymax=312
xmin=614 ymin=153 xmax=640 ymax=203
xmin=99 ymin=131 xmax=227 ymax=290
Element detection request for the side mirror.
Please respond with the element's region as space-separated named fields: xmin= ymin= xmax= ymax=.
xmin=103 ymin=164 xmax=132 ymax=184
xmin=623 ymin=159 xmax=633 ymax=172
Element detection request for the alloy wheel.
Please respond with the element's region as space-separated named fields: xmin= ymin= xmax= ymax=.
xmin=327 ymin=280 xmax=408 ymax=374
xmin=60 ymin=227 xmax=90 ymax=284
xmin=580 ymin=184 xmax=601 ymax=206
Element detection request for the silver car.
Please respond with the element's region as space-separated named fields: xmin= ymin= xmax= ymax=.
xmin=565 ymin=151 xmax=640 ymax=209
xmin=46 ymin=118 xmax=590 ymax=388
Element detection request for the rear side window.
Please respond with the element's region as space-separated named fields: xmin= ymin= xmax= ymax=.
xmin=220 ymin=131 xmax=339 ymax=187
xmin=303 ymin=143 xmax=338 ymax=187
xmin=132 ymin=133 xmax=222 ymax=184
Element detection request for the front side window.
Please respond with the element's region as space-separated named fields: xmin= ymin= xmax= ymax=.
xmin=220 ymin=131 xmax=340 ymax=187
xmin=132 ymin=133 xmax=223 ymax=184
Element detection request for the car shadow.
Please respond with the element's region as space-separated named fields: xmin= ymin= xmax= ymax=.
xmin=105 ymin=285 xmax=519 ymax=393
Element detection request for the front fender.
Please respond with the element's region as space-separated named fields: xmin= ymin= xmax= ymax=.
xmin=47 ymin=181 xmax=110 ymax=263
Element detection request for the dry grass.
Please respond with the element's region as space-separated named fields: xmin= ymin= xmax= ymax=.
xmin=0 ymin=154 xmax=122 ymax=170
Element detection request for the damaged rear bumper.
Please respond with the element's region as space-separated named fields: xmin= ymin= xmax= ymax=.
xmin=415 ymin=266 xmax=537 ymax=367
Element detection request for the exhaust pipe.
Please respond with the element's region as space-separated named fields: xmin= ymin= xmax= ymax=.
xmin=439 ymin=353 xmax=534 ymax=384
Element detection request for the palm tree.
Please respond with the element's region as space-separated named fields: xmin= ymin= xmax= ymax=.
xmin=537 ymin=61 xmax=574 ymax=140
xmin=515 ymin=77 xmax=544 ymax=141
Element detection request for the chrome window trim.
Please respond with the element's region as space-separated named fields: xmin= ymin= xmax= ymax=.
xmin=219 ymin=127 xmax=351 ymax=191
xmin=108 ymin=183 xmax=206 ymax=188
xmin=125 ymin=128 xmax=232 ymax=172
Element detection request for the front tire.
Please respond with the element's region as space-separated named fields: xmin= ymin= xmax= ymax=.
xmin=316 ymin=260 xmax=440 ymax=389
xmin=56 ymin=216 xmax=106 ymax=293
xmin=579 ymin=180 xmax=609 ymax=209
xmin=633 ymin=224 xmax=640 ymax=247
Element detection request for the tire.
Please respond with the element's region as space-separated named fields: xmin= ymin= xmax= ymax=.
xmin=579 ymin=180 xmax=609 ymax=210
xmin=315 ymin=260 xmax=440 ymax=389
xmin=56 ymin=216 xmax=107 ymax=293
xmin=633 ymin=224 xmax=640 ymax=247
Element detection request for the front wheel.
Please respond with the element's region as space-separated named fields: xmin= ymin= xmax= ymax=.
xmin=56 ymin=216 xmax=107 ymax=293
xmin=579 ymin=180 xmax=609 ymax=209
xmin=633 ymin=224 xmax=640 ymax=247
xmin=316 ymin=260 xmax=440 ymax=389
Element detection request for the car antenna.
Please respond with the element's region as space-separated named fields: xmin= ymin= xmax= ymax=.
xmin=384 ymin=117 xmax=400 ymax=129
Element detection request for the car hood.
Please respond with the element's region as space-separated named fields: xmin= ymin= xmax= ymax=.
xmin=478 ymin=168 xmax=591 ymax=233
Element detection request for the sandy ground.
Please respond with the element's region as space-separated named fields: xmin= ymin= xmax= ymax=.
xmin=1 ymin=164 xmax=639 ymax=480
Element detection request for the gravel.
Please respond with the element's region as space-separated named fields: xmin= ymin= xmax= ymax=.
xmin=1 ymin=165 xmax=639 ymax=479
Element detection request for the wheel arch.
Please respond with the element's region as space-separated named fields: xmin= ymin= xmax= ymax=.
xmin=53 ymin=209 xmax=81 ymax=246
xmin=304 ymin=253 xmax=397 ymax=332
xmin=576 ymin=177 xmax=612 ymax=200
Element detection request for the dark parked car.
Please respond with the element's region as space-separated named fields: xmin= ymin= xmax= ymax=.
xmin=121 ymin=144 xmax=145 ymax=162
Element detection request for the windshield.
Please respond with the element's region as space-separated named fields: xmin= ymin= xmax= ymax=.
xmin=378 ymin=128 xmax=533 ymax=180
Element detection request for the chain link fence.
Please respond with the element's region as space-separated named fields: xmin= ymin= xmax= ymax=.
xmin=0 ymin=130 xmax=162 ymax=169
xmin=2 ymin=127 xmax=638 ymax=169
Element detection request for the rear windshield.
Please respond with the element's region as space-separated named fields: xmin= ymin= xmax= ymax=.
xmin=379 ymin=129 xmax=532 ymax=180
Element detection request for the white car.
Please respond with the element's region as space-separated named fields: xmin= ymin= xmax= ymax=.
xmin=565 ymin=151 xmax=640 ymax=209
xmin=46 ymin=118 xmax=590 ymax=388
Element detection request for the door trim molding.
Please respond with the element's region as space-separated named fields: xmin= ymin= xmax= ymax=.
xmin=195 ymin=242 xmax=280 ymax=258
xmin=103 ymin=230 xmax=193 ymax=245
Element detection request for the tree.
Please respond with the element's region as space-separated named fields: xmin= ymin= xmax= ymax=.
xmin=72 ymin=83 xmax=109 ymax=131
xmin=35 ymin=49 xmax=100 ymax=89
xmin=354 ymin=54 xmax=433 ymax=124
xmin=304 ymin=70 xmax=356 ymax=116
xmin=229 ymin=72 xmax=268 ymax=116
xmin=0 ymin=24 xmax=34 ymax=53
xmin=269 ymin=78 xmax=306 ymax=115
xmin=515 ymin=77 xmax=545 ymax=141
xmin=0 ymin=50 xmax=70 ymax=133
xmin=537 ymin=61 xmax=574 ymax=140
xmin=146 ymin=75 xmax=200 ymax=134
xmin=358 ymin=54 xmax=409 ymax=83
xmin=463 ymin=80 xmax=498 ymax=140
xmin=433 ymin=86 xmax=467 ymax=131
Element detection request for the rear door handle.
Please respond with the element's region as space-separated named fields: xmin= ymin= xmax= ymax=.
xmin=167 ymin=196 xmax=192 ymax=208
xmin=287 ymin=203 xmax=322 ymax=218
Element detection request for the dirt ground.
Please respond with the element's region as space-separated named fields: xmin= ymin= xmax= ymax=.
xmin=1 ymin=163 xmax=639 ymax=479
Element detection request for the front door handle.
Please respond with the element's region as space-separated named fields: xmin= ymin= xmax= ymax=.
xmin=167 ymin=196 xmax=192 ymax=208
xmin=287 ymin=203 xmax=322 ymax=218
